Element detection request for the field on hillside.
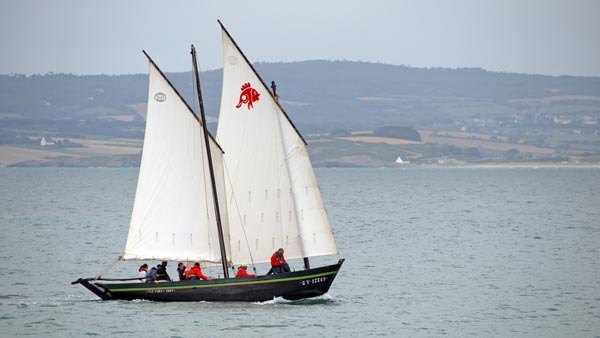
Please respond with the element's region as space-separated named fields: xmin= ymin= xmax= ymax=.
xmin=306 ymin=127 xmax=600 ymax=167
xmin=419 ymin=131 xmax=555 ymax=155
xmin=0 ymin=145 xmax=71 ymax=166
xmin=0 ymin=138 xmax=141 ymax=166
xmin=2 ymin=127 xmax=599 ymax=167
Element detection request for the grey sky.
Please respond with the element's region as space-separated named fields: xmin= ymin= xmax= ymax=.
xmin=1 ymin=0 xmax=599 ymax=76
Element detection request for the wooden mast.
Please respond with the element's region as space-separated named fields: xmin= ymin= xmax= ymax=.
xmin=191 ymin=45 xmax=229 ymax=279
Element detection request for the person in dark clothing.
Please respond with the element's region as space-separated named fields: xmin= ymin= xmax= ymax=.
xmin=177 ymin=262 xmax=187 ymax=281
xmin=156 ymin=261 xmax=171 ymax=281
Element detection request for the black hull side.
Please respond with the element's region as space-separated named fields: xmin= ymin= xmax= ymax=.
xmin=73 ymin=259 xmax=344 ymax=302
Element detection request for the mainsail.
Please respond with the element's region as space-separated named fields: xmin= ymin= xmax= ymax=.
xmin=216 ymin=24 xmax=338 ymax=265
xmin=123 ymin=57 xmax=230 ymax=263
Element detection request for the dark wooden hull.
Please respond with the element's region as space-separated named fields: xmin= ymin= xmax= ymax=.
xmin=73 ymin=259 xmax=344 ymax=302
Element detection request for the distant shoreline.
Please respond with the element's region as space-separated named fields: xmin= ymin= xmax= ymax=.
xmin=414 ymin=163 xmax=600 ymax=169
xmin=314 ymin=162 xmax=600 ymax=169
xmin=4 ymin=162 xmax=600 ymax=169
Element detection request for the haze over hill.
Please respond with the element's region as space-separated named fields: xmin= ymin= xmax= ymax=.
xmin=1 ymin=60 xmax=600 ymax=167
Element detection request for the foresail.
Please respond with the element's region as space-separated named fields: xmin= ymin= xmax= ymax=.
xmin=216 ymin=25 xmax=337 ymax=265
xmin=123 ymin=59 xmax=230 ymax=264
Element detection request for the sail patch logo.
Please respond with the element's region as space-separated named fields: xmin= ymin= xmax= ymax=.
xmin=154 ymin=92 xmax=166 ymax=102
xmin=235 ymin=83 xmax=260 ymax=110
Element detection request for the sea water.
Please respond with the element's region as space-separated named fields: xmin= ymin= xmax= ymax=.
xmin=1 ymin=167 xmax=599 ymax=337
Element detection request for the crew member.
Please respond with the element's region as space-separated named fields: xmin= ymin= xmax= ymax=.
xmin=186 ymin=262 xmax=211 ymax=281
xmin=138 ymin=264 xmax=148 ymax=282
xmin=177 ymin=262 xmax=186 ymax=281
xmin=236 ymin=265 xmax=256 ymax=278
xmin=270 ymin=248 xmax=291 ymax=274
xmin=156 ymin=261 xmax=171 ymax=281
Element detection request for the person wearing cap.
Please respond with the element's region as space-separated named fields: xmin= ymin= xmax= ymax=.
xmin=185 ymin=262 xmax=211 ymax=281
xmin=236 ymin=265 xmax=256 ymax=278
xmin=270 ymin=248 xmax=291 ymax=274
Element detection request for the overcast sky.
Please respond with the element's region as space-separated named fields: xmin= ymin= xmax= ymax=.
xmin=1 ymin=0 xmax=599 ymax=77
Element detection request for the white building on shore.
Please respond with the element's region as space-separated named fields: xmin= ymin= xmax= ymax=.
xmin=40 ymin=137 xmax=55 ymax=146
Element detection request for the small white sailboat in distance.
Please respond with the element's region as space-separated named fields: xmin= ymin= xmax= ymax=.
xmin=73 ymin=21 xmax=344 ymax=302
xmin=396 ymin=156 xmax=410 ymax=164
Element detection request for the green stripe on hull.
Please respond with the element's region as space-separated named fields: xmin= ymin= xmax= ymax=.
xmin=109 ymin=271 xmax=337 ymax=293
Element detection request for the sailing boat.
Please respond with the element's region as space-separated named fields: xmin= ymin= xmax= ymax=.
xmin=72 ymin=21 xmax=344 ymax=302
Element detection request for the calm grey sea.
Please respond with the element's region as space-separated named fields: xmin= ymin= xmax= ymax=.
xmin=1 ymin=167 xmax=599 ymax=338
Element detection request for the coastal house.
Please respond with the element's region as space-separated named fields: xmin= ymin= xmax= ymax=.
xmin=40 ymin=137 xmax=55 ymax=146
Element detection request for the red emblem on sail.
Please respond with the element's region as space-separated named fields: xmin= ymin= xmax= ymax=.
xmin=235 ymin=82 xmax=260 ymax=110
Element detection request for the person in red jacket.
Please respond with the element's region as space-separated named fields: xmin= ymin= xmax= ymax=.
xmin=185 ymin=262 xmax=211 ymax=281
xmin=269 ymin=248 xmax=291 ymax=274
xmin=236 ymin=265 xmax=256 ymax=278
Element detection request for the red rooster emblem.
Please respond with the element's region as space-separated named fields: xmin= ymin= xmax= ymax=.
xmin=235 ymin=82 xmax=260 ymax=109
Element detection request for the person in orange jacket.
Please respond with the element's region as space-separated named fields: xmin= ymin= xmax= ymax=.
xmin=269 ymin=248 xmax=291 ymax=274
xmin=235 ymin=265 xmax=256 ymax=278
xmin=185 ymin=262 xmax=211 ymax=281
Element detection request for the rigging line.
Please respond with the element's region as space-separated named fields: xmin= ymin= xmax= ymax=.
xmin=94 ymin=255 xmax=122 ymax=279
xmin=201 ymin=122 xmax=214 ymax=258
xmin=223 ymin=160 xmax=255 ymax=267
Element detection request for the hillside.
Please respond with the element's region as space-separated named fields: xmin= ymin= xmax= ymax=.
xmin=1 ymin=60 xmax=600 ymax=167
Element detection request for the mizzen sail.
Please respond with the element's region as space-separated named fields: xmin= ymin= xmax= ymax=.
xmin=216 ymin=24 xmax=338 ymax=265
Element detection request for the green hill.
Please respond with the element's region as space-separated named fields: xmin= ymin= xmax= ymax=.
xmin=2 ymin=60 xmax=600 ymax=166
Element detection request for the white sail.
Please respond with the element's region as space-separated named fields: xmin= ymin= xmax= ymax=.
xmin=123 ymin=60 xmax=230 ymax=264
xmin=216 ymin=27 xmax=337 ymax=265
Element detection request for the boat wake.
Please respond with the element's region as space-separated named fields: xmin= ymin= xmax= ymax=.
xmin=254 ymin=294 xmax=335 ymax=306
